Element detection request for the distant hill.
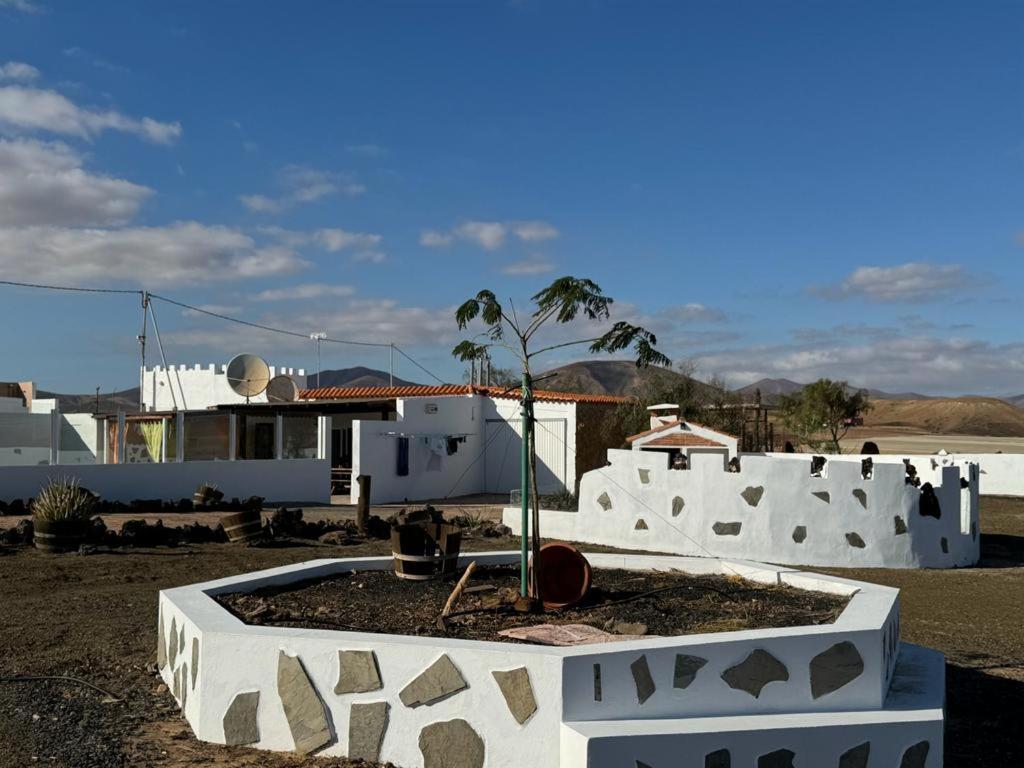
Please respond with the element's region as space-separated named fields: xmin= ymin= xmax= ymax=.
xmin=538 ymin=360 xmax=715 ymax=398
xmin=737 ymin=378 xmax=928 ymax=404
xmin=863 ymin=397 xmax=1024 ymax=437
xmin=1003 ymin=394 xmax=1024 ymax=409
xmin=306 ymin=366 xmax=418 ymax=389
xmin=39 ymin=388 xmax=140 ymax=413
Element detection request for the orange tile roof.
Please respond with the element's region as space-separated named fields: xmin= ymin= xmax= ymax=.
xmin=299 ymin=384 xmax=629 ymax=405
xmin=643 ymin=433 xmax=725 ymax=448
xmin=626 ymin=419 xmax=683 ymax=442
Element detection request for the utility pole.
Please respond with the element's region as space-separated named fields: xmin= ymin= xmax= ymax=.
xmin=389 ymin=343 xmax=394 ymax=387
xmin=519 ymin=371 xmax=532 ymax=598
xmin=310 ymin=332 xmax=327 ymax=388
xmin=137 ymin=291 xmax=149 ymax=412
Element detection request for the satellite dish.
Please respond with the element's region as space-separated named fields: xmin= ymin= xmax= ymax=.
xmin=226 ymin=354 xmax=270 ymax=399
xmin=266 ymin=374 xmax=299 ymax=403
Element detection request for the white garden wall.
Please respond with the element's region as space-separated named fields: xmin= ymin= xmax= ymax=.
xmin=505 ymin=450 xmax=979 ymax=568
xmin=0 ymin=458 xmax=329 ymax=503
xmin=142 ymin=363 xmax=307 ymax=412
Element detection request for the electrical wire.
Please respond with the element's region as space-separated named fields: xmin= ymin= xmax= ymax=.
xmin=392 ymin=345 xmax=448 ymax=385
xmin=0 ymin=279 xmax=142 ymax=295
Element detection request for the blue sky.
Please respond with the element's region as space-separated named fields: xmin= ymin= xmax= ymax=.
xmin=0 ymin=0 xmax=1022 ymax=395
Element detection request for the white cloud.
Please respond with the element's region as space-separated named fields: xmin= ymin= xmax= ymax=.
xmin=345 ymin=143 xmax=387 ymax=157
xmin=0 ymin=222 xmax=308 ymax=286
xmin=0 ymin=0 xmax=42 ymax=13
xmin=180 ymin=303 xmax=242 ymax=318
xmin=255 ymin=284 xmax=355 ymax=302
xmin=500 ymin=258 xmax=555 ymax=276
xmin=652 ymin=303 xmax=728 ymax=323
xmin=258 ymin=226 xmax=384 ymax=261
xmin=814 ymin=262 xmax=967 ymax=302
xmin=351 ymin=250 xmax=387 ymax=264
xmin=0 ymin=138 xmax=151 ymax=226
xmin=0 ymin=61 xmax=40 ymax=82
xmin=0 ymin=85 xmax=181 ymax=144
xmin=314 ymin=228 xmax=381 ymax=252
xmin=422 ymin=219 xmax=559 ymax=250
xmin=241 ymin=165 xmax=365 ymax=214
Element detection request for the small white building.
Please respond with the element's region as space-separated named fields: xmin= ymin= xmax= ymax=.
xmin=626 ymin=404 xmax=739 ymax=465
xmin=0 ymin=381 xmax=98 ymax=466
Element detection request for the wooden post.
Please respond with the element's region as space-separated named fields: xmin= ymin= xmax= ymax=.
xmin=356 ymin=475 xmax=371 ymax=534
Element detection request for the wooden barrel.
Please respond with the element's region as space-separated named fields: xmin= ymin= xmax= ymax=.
xmin=392 ymin=523 xmax=462 ymax=580
xmin=220 ymin=509 xmax=264 ymax=543
xmin=33 ymin=519 xmax=88 ymax=554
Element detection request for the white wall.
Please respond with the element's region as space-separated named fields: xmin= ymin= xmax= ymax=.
xmin=505 ymin=450 xmax=979 ymax=569
xmin=0 ymin=458 xmax=329 ymax=503
xmin=58 ymin=413 xmax=100 ymax=464
xmin=143 ymin=363 xmax=308 ymax=412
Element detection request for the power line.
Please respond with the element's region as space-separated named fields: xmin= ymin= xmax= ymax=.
xmin=0 ymin=279 xmax=143 ymax=295
xmin=393 ymin=344 xmax=448 ymax=385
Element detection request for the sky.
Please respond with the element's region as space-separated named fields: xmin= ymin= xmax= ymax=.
xmin=0 ymin=0 xmax=1022 ymax=395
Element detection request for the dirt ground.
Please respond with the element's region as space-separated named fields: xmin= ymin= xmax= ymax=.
xmin=839 ymin=427 xmax=1024 ymax=454
xmin=1 ymin=498 xmax=1022 ymax=768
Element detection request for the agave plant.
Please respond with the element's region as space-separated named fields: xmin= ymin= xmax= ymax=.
xmin=32 ymin=478 xmax=98 ymax=522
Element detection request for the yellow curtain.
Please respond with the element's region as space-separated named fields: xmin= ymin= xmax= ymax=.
xmin=139 ymin=420 xmax=164 ymax=463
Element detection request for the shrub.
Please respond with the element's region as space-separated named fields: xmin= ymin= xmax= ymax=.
xmin=32 ymin=478 xmax=98 ymax=522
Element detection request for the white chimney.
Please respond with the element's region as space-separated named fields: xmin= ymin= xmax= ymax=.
xmin=647 ymin=403 xmax=680 ymax=430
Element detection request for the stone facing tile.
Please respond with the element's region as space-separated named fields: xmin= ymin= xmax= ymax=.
xmin=852 ymin=489 xmax=867 ymax=509
xmin=809 ymin=641 xmax=864 ymax=699
xmin=721 ymin=649 xmax=789 ymax=698
xmin=792 ymin=525 xmax=807 ymax=544
xmin=492 ymin=667 xmax=538 ymax=725
xmin=741 ymin=486 xmax=765 ymax=507
xmin=671 ymin=496 xmax=685 ymax=516
xmin=399 ymin=654 xmax=468 ymax=708
xmin=277 ymin=651 xmax=333 ymax=754
xmin=705 ymin=749 xmax=731 ymax=768
xmin=713 ymin=521 xmax=742 ymax=536
xmin=900 ymin=741 xmax=930 ymax=768
xmin=757 ymin=748 xmax=795 ymax=768
xmin=222 ymin=691 xmax=260 ymax=746
xmin=190 ymin=638 xmax=199 ymax=690
xmin=157 ymin=611 xmax=167 ymax=669
xmin=838 ymin=742 xmax=870 ymax=768
xmin=597 ymin=491 xmax=612 ymax=511
xmin=672 ymin=654 xmax=707 ymax=689
xmin=348 ymin=701 xmax=389 ymax=762
xmin=811 ymin=491 xmax=830 ymax=503
xmin=638 ymin=469 xmax=650 ymax=484
xmin=630 ymin=654 xmax=656 ymax=704
xmin=845 ymin=532 xmax=866 ymax=548
xmin=335 ymin=650 xmax=383 ymax=694
xmin=419 ymin=718 xmax=484 ymax=768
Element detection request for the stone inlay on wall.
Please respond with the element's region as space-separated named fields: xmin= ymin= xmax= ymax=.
xmin=630 ymin=654 xmax=656 ymax=704
xmin=811 ymin=491 xmax=830 ymax=504
xmin=638 ymin=469 xmax=650 ymax=484
xmin=191 ymin=639 xmax=199 ymax=689
xmin=900 ymin=740 xmax=929 ymax=768
xmin=179 ymin=626 xmax=184 ymax=657
xmin=277 ymin=651 xmax=333 ymax=754
xmin=335 ymin=650 xmax=383 ymax=694
xmin=634 ymin=519 xmax=648 ymax=531
xmin=894 ymin=516 xmax=908 ymax=535
xmin=597 ymin=492 xmax=612 ymax=511
xmin=852 ymin=489 xmax=867 ymax=509
xmin=593 ymin=663 xmax=602 ymax=701
xmin=792 ymin=526 xmax=807 ymax=544
xmin=672 ymin=496 xmax=685 ymax=516
xmin=222 ymin=691 xmax=260 ymax=746
xmin=705 ymin=749 xmax=730 ymax=768
xmin=919 ymin=485 xmax=941 ymax=519
xmin=941 ymin=537 xmax=949 ymax=554
xmin=838 ymin=741 xmax=870 ymax=768
xmin=713 ymin=522 xmax=742 ymax=536
xmin=757 ymin=748 xmax=795 ymax=768
xmin=172 ymin=663 xmax=180 ymax=700
xmin=721 ymin=649 xmax=789 ymax=698
xmin=492 ymin=667 xmax=537 ymax=725
xmin=673 ymin=654 xmax=707 ymax=689
xmin=846 ymin=532 xmax=866 ymax=549
xmin=180 ymin=663 xmax=188 ymax=709
xmin=741 ymin=486 xmax=765 ymax=507
xmin=349 ymin=701 xmax=388 ymax=762
xmin=419 ymin=718 xmax=484 ymax=768
xmin=809 ymin=641 xmax=864 ymax=699
xmin=168 ymin=617 xmax=179 ymax=667
xmin=399 ymin=654 xmax=468 ymax=708
xmin=157 ymin=611 xmax=167 ymax=669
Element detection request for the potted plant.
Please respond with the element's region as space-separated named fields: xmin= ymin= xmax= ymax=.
xmin=193 ymin=482 xmax=224 ymax=509
xmin=32 ymin=478 xmax=98 ymax=554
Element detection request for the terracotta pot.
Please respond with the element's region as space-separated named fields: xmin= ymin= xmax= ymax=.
xmin=531 ymin=541 xmax=592 ymax=609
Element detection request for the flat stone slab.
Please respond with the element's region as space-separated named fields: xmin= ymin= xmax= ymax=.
xmin=758 ymin=748 xmax=795 ymax=768
xmin=705 ymin=749 xmax=731 ymax=768
xmin=894 ymin=515 xmax=908 ymax=535
xmin=792 ymin=525 xmax=807 ymax=544
xmin=634 ymin=518 xmax=648 ymax=530
xmin=671 ymin=496 xmax=685 ymax=516
xmin=498 ymin=624 xmax=655 ymax=646
xmin=335 ymin=650 xmax=382 ymax=694
xmin=168 ymin=617 xmax=178 ymax=667
xmin=846 ymin=532 xmax=866 ymax=548
xmin=190 ymin=639 xmax=199 ymax=689
xmin=810 ymin=641 xmax=864 ymax=699
xmin=721 ymin=649 xmax=789 ymax=698
xmin=157 ymin=611 xmax=167 ymax=669
xmin=900 ymin=740 xmax=930 ymax=768
xmin=811 ymin=490 xmax=830 ymax=503
xmin=399 ymin=654 xmax=468 ymax=707
xmin=222 ymin=691 xmax=260 ymax=746
xmin=638 ymin=469 xmax=650 ymax=484
xmin=673 ymin=654 xmax=707 ymax=689
xmin=277 ymin=651 xmax=332 ymax=754
xmin=630 ymin=654 xmax=655 ymax=704
xmin=741 ymin=486 xmax=765 ymax=507
xmin=419 ymin=718 xmax=484 ymax=768
xmin=492 ymin=667 xmax=537 ymax=725
xmin=852 ymin=489 xmax=867 ymax=509
xmin=713 ymin=521 xmax=742 ymax=536
xmin=348 ymin=701 xmax=388 ymax=762
xmin=596 ymin=491 xmax=612 ymax=510
xmin=838 ymin=742 xmax=870 ymax=768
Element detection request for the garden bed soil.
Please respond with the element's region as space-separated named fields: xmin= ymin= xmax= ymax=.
xmin=217 ymin=564 xmax=850 ymax=641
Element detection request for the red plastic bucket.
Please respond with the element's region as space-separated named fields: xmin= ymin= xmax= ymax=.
xmin=531 ymin=541 xmax=592 ymax=609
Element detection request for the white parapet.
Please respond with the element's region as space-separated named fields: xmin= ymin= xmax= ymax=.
xmin=504 ymin=450 xmax=979 ymax=569
xmin=157 ymin=551 xmax=941 ymax=767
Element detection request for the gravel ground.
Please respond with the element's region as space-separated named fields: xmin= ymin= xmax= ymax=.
xmin=0 ymin=498 xmax=1021 ymax=768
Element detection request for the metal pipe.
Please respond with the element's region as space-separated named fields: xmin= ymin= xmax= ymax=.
xmin=520 ymin=370 xmax=531 ymax=597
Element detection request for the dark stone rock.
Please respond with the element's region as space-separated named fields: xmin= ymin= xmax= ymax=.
xmin=741 ymin=486 xmax=765 ymax=507
xmin=852 ymin=489 xmax=867 ymax=509
xmin=335 ymin=650 xmax=382 ymax=694
xmin=839 ymin=742 xmax=870 ymax=768
xmin=809 ymin=641 xmax=864 ymax=699
xmin=191 ymin=638 xmax=199 ymax=689
xmin=919 ymin=483 xmax=941 ymax=519
xmin=597 ymin=492 xmax=612 ymax=511
xmin=705 ymin=749 xmax=731 ymax=768
xmin=348 ymin=701 xmax=388 ymax=762
xmin=792 ymin=526 xmax=807 ymax=544
xmin=638 ymin=469 xmax=650 ymax=484
xmin=593 ymin=663 xmax=602 ymax=701
xmin=757 ymin=748 xmax=795 ymax=768
xmin=630 ymin=654 xmax=656 ymax=704
xmin=941 ymin=537 xmax=949 ymax=554
xmin=277 ymin=651 xmax=333 ymax=754
xmin=846 ymin=532 xmax=866 ymax=548
xmin=634 ymin=519 xmax=648 ymax=530
xmin=672 ymin=496 xmax=685 ymax=516
xmin=713 ymin=522 xmax=742 ymax=536
xmin=812 ymin=491 xmax=830 ymax=503
xmin=400 ymin=654 xmax=468 ymax=707
xmin=721 ymin=649 xmax=789 ymax=698
xmin=894 ymin=516 xmax=908 ymax=535
xmin=900 ymin=741 xmax=929 ymax=768
xmin=673 ymin=654 xmax=707 ymax=689
xmin=419 ymin=719 xmax=484 ymax=768
xmin=611 ymin=621 xmax=647 ymax=635
xmin=492 ymin=667 xmax=537 ymax=724
xmin=222 ymin=691 xmax=260 ymax=746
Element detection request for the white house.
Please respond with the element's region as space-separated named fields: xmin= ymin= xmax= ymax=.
xmin=142 ymin=362 xmax=308 ymax=411
xmin=626 ymin=404 xmax=739 ymax=465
